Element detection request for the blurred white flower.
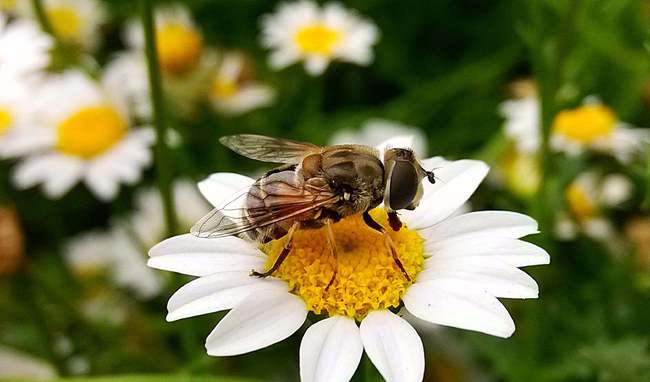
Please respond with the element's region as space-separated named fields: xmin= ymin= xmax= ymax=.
xmin=149 ymin=142 xmax=549 ymax=381
xmin=557 ymin=171 xmax=632 ymax=243
xmin=2 ymin=71 xmax=154 ymax=200
xmin=0 ymin=346 xmax=57 ymax=380
xmin=499 ymin=95 xmax=649 ymax=163
xmin=260 ymin=0 xmax=379 ymax=76
xmin=125 ymin=5 xmax=203 ymax=76
xmin=330 ymin=119 xmax=428 ymax=156
xmin=550 ymin=101 xmax=650 ymax=163
xmin=65 ymin=179 xmax=210 ymax=299
xmin=19 ymin=0 xmax=106 ymax=50
xmin=209 ymin=52 xmax=275 ymax=115
xmin=499 ymin=96 xmax=541 ymax=155
xmin=0 ymin=13 xmax=52 ymax=79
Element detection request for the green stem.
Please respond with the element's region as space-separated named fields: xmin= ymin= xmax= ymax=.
xmin=140 ymin=0 xmax=178 ymax=237
xmin=31 ymin=0 xmax=54 ymax=35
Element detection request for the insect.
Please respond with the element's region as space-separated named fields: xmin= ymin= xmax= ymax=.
xmin=191 ymin=134 xmax=436 ymax=287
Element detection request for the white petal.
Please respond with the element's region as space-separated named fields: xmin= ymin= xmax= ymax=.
xmin=166 ymin=272 xmax=286 ymax=321
xmin=421 ymin=257 xmax=539 ymax=298
xmin=429 ymin=237 xmax=550 ymax=268
xmin=84 ymin=171 xmax=119 ymax=201
xmin=304 ymin=56 xmax=329 ymax=76
xmin=403 ymin=280 xmax=515 ymax=338
xmin=148 ymin=234 xmax=264 ymax=276
xmin=205 ymin=289 xmax=307 ymax=356
xmin=300 ymin=316 xmax=363 ymax=382
xmin=360 ymin=311 xmax=424 ymax=382
xmin=421 ymin=211 xmax=539 ymax=249
xmin=198 ymin=173 xmax=255 ymax=208
xmin=401 ymin=160 xmax=489 ymax=229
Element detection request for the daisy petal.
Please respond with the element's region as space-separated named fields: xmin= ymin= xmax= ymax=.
xmin=166 ymin=272 xmax=286 ymax=321
xmin=359 ymin=311 xmax=424 ymax=382
xmin=148 ymin=234 xmax=264 ymax=276
xmin=300 ymin=316 xmax=363 ymax=382
xmin=198 ymin=173 xmax=255 ymax=208
xmin=205 ymin=289 xmax=307 ymax=356
xmin=421 ymin=257 xmax=539 ymax=298
xmin=430 ymin=237 xmax=550 ymax=268
xmin=421 ymin=211 xmax=539 ymax=247
xmin=403 ymin=279 xmax=515 ymax=338
xmin=401 ymin=160 xmax=489 ymax=229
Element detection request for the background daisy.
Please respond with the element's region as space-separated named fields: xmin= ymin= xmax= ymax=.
xmin=260 ymin=0 xmax=379 ymax=75
xmin=3 ymin=70 xmax=154 ymax=200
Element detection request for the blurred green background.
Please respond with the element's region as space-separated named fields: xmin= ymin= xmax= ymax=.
xmin=1 ymin=0 xmax=650 ymax=381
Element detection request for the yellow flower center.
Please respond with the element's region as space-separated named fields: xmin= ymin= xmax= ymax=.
xmin=56 ymin=106 xmax=127 ymax=158
xmin=156 ymin=23 xmax=203 ymax=75
xmin=210 ymin=77 xmax=238 ymax=100
xmin=566 ymin=182 xmax=597 ymax=220
xmin=294 ymin=24 xmax=341 ymax=55
xmin=46 ymin=6 xmax=81 ymax=42
xmin=264 ymin=209 xmax=424 ymax=321
xmin=552 ymin=104 xmax=617 ymax=143
xmin=0 ymin=107 xmax=13 ymax=135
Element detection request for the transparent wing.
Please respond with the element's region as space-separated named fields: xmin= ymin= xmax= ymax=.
xmin=191 ymin=174 xmax=338 ymax=239
xmin=219 ymin=134 xmax=321 ymax=164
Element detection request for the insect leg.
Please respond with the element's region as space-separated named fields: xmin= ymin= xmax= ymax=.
xmin=387 ymin=211 xmax=402 ymax=231
xmin=362 ymin=211 xmax=412 ymax=282
xmin=251 ymin=222 xmax=299 ymax=278
xmin=324 ymin=220 xmax=338 ymax=291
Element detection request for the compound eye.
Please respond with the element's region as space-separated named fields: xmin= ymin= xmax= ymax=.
xmin=388 ymin=161 xmax=419 ymax=210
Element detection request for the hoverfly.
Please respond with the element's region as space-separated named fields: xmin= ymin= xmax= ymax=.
xmin=191 ymin=134 xmax=436 ymax=287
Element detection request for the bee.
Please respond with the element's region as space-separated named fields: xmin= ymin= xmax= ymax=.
xmin=191 ymin=134 xmax=436 ymax=286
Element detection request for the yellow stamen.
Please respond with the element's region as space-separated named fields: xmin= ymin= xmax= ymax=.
xmin=156 ymin=23 xmax=203 ymax=75
xmin=552 ymin=104 xmax=617 ymax=143
xmin=0 ymin=0 xmax=17 ymax=12
xmin=56 ymin=106 xmax=127 ymax=159
xmin=210 ymin=77 xmax=238 ymax=100
xmin=294 ymin=24 xmax=341 ymax=56
xmin=264 ymin=209 xmax=424 ymax=321
xmin=0 ymin=107 xmax=13 ymax=135
xmin=46 ymin=6 xmax=81 ymax=42
xmin=566 ymin=182 xmax=597 ymax=220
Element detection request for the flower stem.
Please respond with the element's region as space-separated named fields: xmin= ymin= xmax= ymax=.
xmin=30 ymin=0 xmax=54 ymax=35
xmin=140 ymin=0 xmax=178 ymax=236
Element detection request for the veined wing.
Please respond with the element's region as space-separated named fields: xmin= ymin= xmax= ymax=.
xmin=219 ymin=134 xmax=321 ymax=164
xmin=191 ymin=174 xmax=338 ymax=239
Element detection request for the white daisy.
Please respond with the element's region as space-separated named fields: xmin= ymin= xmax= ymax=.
xmin=209 ymin=52 xmax=275 ymax=116
xmin=330 ymin=119 xmax=428 ymax=157
xmin=2 ymin=70 xmax=154 ymax=200
xmin=260 ymin=0 xmax=379 ymax=76
xmin=125 ymin=5 xmax=203 ymax=76
xmin=149 ymin=147 xmax=549 ymax=381
xmin=556 ymin=171 xmax=632 ymax=242
xmin=65 ymin=180 xmax=209 ymax=299
xmin=0 ymin=13 xmax=52 ymax=79
xmin=19 ymin=0 xmax=106 ymax=50
xmin=550 ymin=100 xmax=650 ymax=163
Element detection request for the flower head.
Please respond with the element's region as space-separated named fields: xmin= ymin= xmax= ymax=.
xmin=125 ymin=5 xmax=203 ymax=76
xmin=550 ymin=101 xmax=650 ymax=162
xmin=149 ymin=140 xmax=549 ymax=381
xmin=2 ymin=71 xmax=154 ymax=200
xmin=20 ymin=0 xmax=106 ymax=50
xmin=209 ymin=52 xmax=275 ymax=115
xmin=260 ymin=1 xmax=379 ymax=76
